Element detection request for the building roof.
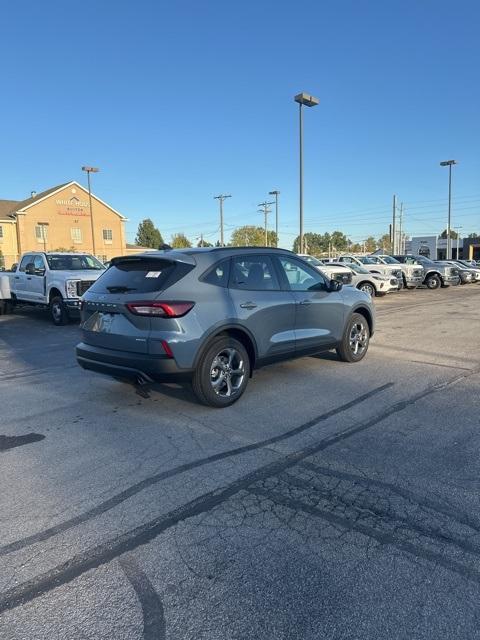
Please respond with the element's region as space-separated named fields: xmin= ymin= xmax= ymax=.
xmin=0 ymin=183 xmax=70 ymax=219
xmin=0 ymin=199 xmax=21 ymax=220
xmin=0 ymin=181 xmax=127 ymax=220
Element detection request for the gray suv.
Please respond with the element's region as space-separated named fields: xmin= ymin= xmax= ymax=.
xmin=76 ymin=248 xmax=375 ymax=407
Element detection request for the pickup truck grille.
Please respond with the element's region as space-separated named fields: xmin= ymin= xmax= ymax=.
xmin=77 ymin=280 xmax=95 ymax=296
xmin=332 ymin=272 xmax=353 ymax=285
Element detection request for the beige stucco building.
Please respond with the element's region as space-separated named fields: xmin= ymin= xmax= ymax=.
xmin=0 ymin=181 xmax=127 ymax=268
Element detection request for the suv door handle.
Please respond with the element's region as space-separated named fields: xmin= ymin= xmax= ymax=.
xmin=299 ymin=299 xmax=312 ymax=305
xmin=240 ymin=302 xmax=257 ymax=309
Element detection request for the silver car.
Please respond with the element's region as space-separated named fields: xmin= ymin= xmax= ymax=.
xmin=76 ymin=247 xmax=375 ymax=407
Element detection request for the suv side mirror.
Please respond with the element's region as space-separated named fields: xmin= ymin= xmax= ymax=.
xmin=328 ymin=279 xmax=343 ymax=292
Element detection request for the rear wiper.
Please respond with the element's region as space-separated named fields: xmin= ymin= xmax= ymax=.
xmin=106 ymin=285 xmax=137 ymax=293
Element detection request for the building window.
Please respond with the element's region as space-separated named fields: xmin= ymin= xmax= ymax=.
xmin=103 ymin=229 xmax=113 ymax=244
xmin=35 ymin=224 xmax=48 ymax=243
xmin=71 ymin=228 xmax=83 ymax=243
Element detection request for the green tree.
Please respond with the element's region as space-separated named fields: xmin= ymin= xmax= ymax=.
xmin=377 ymin=233 xmax=392 ymax=252
xmin=467 ymin=232 xmax=479 ymax=238
xmin=329 ymin=230 xmax=348 ymax=251
xmin=135 ymin=219 xmax=164 ymax=248
xmin=439 ymin=228 xmax=458 ymax=239
xmin=349 ymin=243 xmax=362 ymax=253
xmin=170 ymin=233 xmax=192 ymax=248
xmin=197 ymin=238 xmax=213 ymax=247
xmin=230 ymin=225 xmax=277 ymax=247
xmin=362 ymin=236 xmax=377 ymax=253
xmin=292 ymin=232 xmax=327 ymax=255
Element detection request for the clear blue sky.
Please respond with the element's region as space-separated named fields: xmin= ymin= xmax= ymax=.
xmin=2 ymin=0 xmax=479 ymax=248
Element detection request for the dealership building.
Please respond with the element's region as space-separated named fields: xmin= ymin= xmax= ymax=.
xmin=0 ymin=181 xmax=128 ymax=268
xmin=407 ymin=235 xmax=480 ymax=261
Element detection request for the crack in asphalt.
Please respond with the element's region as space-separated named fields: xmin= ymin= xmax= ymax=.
xmin=249 ymin=486 xmax=480 ymax=585
xmin=119 ymin=557 xmax=166 ymax=640
xmin=0 ymin=383 xmax=392 ymax=559
xmin=0 ymin=373 xmax=473 ymax=616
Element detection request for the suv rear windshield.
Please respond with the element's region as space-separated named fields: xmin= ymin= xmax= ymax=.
xmin=88 ymin=258 xmax=191 ymax=294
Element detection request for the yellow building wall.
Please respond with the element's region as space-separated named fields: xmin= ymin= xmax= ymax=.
xmin=0 ymin=221 xmax=19 ymax=269
xmin=16 ymin=184 xmax=126 ymax=262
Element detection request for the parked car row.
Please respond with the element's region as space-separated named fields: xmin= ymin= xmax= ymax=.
xmin=298 ymin=252 xmax=480 ymax=296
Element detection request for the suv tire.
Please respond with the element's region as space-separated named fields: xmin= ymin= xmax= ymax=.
xmin=51 ymin=296 xmax=69 ymax=326
xmin=192 ymin=336 xmax=250 ymax=407
xmin=425 ymin=274 xmax=441 ymax=290
xmin=336 ymin=312 xmax=370 ymax=363
xmin=358 ymin=282 xmax=376 ymax=297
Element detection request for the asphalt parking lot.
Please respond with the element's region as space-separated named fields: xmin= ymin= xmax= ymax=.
xmin=1 ymin=285 xmax=480 ymax=640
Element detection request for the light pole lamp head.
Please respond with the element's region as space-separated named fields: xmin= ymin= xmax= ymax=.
xmin=82 ymin=166 xmax=100 ymax=173
xmin=440 ymin=160 xmax=457 ymax=166
xmin=294 ymin=92 xmax=319 ymax=107
xmin=269 ymin=190 xmax=280 ymax=196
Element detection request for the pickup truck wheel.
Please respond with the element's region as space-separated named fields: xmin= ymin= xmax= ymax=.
xmin=192 ymin=336 xmax=250 ymax=408
xmin=51 ymin=296 xmax=69 ymax=325
xmin=425 ymin=274 xmax=441 ymax=290
xmin=336 ymin=313 xmax=370 ymax=363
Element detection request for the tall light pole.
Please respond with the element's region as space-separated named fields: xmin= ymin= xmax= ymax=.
xmin=258 ymin=201 xmax=274 ymax=246
xmin=440 ymin=160 xmax=457 ymax=260
xmin=294 ymin=92 xmax=319 ymax=254
xmin=454 ymin=226 xmax=463 ymax=259
xmin=82 ymin=166 xmax=100 ymax=257
xmin=269 ymin=190 xmax=280 ymax=247
xmin=214 ymin=194 xmax=231 ymax=246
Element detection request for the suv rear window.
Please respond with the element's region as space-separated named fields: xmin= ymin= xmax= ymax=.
xmin=88 ymin=258 xmax=192 ymax=294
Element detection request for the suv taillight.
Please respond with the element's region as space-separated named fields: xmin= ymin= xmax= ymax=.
xmin=126 ymin=301 xmax=195 ymax=317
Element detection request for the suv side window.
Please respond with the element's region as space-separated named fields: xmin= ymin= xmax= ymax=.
xmin=202 ymin=259 xmax=230 ymax=287
xmin=230 ymin=256 xmax=279 ymax=291
xmin=277 ymin=257 xmax=326 ymax=291
xmin=19 ymin=255 xmax=33 ymax=272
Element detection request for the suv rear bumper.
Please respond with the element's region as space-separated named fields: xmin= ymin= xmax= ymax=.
xmin=76 ymin=342 xmax=193 ymax=383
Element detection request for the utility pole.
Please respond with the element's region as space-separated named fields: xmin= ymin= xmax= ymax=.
xmin=392 ymin=194 xmax=397 ymax=255
xmin=269 ymin=190 xmax=280 ymax=247
xmin=214 ymin=194 xmax=231 ymax=246
xmin=258 ymin=201 xmax=274 ymax=246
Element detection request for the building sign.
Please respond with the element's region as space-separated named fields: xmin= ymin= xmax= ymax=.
xmin=55 ymin=196 xmax=90 ymax=216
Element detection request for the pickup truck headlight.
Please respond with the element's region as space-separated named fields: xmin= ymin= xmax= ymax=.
xmin=65 ymin=280 xmax=78 ymax=298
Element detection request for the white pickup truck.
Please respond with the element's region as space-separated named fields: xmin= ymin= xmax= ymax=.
xmin=5 ymin=252 xmax=105 ymax=325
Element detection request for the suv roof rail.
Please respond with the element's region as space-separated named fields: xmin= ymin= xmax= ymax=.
xmin=208 ymin=246 xmax=294 ymax=253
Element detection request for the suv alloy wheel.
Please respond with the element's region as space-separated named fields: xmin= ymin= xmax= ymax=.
xmin=192 ymin=336 xmax=251 ymax=407
xmin=336 ymin=313 xmax=370 ymax=362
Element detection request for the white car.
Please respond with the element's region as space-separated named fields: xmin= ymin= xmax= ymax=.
xmin=298 ymin=255 xmax=353 ymax=286
xmin=328 ymin=262 xmax=399 ymax=297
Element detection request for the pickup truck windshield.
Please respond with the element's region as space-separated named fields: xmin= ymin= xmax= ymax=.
xmin=380 ymin=256 xmax=400 ymax=264
xmin=357 ymin=257 xmax=377 ymax=265
xmin=46 ymin=255 xmax=105 ymax=270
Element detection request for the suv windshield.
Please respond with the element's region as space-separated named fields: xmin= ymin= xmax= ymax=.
xmin=46 ymin=254 xmax=105 ymax=270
